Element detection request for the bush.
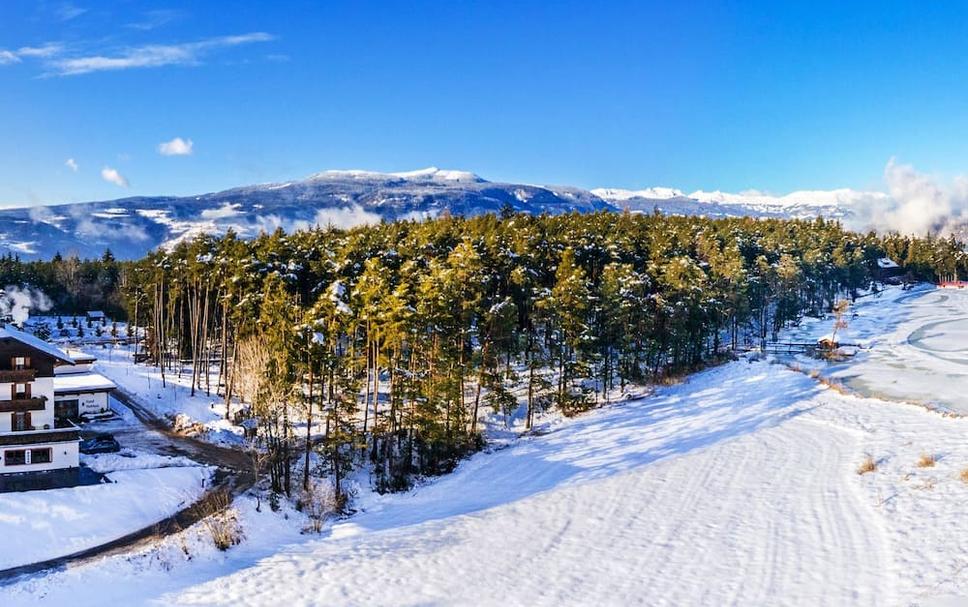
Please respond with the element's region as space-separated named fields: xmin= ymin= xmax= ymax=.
xmin=857 ymin=456 xmax=877 ymax=475
xmin=917 ymin=453 xmax=936 ymax=468
xmin=199 ymin=490 xmax=243 ymax=551
xmin=301 ymin=482 xmax=337 ymax=534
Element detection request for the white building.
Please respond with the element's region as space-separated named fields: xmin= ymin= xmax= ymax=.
xmin=53 ymin=350 xmax=116 ymax=420
xmin=0 ymin=325 xmax=80 ymax=476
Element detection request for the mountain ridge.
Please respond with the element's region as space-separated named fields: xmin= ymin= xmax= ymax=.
xmin=0 ymin=168 xmax=871 ymax=259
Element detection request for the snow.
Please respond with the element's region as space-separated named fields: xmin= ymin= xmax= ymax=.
xmin=96 ymin=345 xmax=243 ymax=443
xmin=785 ymin=285 xmax=968 ymax=414
xmin=81 ymin=450 xmax=200 ymax=474
xmin=590 ymin=186 xmax=686 ymax=200
xmin=53 ymin=372 xmax=116 ymax=393
xmin=12 ymin=285 xmax=968 ymax=604
xmin=0 ymin=465 xmax=210 ymax=570
xmin=308 ymin=167 xmax=483 ymax=183
xmin=877 ymin=257 xmax=901 ymax=269
xmin=593 ymin=185 xmax=889 ymax=211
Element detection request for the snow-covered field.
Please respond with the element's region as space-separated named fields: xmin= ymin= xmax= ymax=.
xmin=0 ymin=461 xmax=211 ymax=570
xmin=8 ymin=286 xmax=968 ymax=605
xmin=786 ymin=285 xmax=968 ymax=414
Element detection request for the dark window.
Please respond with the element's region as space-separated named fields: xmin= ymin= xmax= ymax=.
xmin=30 ymin=448 xmax=51 ymax=464
xmin=4 ymin=449 xmax=26 ymax=466
xmin=55 ymin=400 xmax=79 ymax=425
xmin=11 ymin=411 xmax=30 ymax=431
xmin=13 ymin=383 xmax=29 ymax=399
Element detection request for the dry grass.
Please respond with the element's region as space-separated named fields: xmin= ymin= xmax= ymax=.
xmin=917 ymin=453 xmax=937 ymax=468
xmin=199 ymin=490 xmax=244 ymax=551
xmin=857 ymin=456 xmax=877 ymax=475
xmin=811 ymin=373 xmax=852 ymax=395
xmin=960 ymin=468 xmax=968 ymax=484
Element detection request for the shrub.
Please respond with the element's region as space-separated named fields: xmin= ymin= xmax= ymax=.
xmin=857 ymin=456 xmax=877 ymax=475
xmin=917 ymin=453 xmax=936 ymax=468
xmin=199 ymin=490 xmax=243 ymax=551
xmin=301 ymin=482 xmax=337 ymax=534
xmin=960 ymin=468 xmax=968 ymax=484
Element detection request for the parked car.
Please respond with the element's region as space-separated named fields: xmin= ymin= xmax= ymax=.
xmin=80 ymin=433 xmax=121 ymax=455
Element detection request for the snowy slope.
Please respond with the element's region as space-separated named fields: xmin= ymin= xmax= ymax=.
xmin=0 ymin=168 xmax=879 ymax=259
xmin=12 ymin=344 xmax=968 ymax=604
xmin=167 ymin=363 xmax=894 ymax=607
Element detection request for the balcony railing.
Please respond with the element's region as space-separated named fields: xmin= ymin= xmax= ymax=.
xmin=0 ymin=423 xmax=79 ymax=446
xmin=0 ymin=397 xmax=47 ymax=413
xmin=0 ymin=369 xmax=36 ymax=383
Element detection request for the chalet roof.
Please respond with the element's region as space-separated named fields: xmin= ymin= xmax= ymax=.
xmin=53 ymin=372 xmax=116 ymax=394
xmin=85 ymin=311 xmax=105 ymax=318
xmin=877 ymin=258 xmax=900 ymax=269
xmin=0 ymin=324 xmax=74 ymax=364
xmin=66 ymin=349 xmax=97 ymax=364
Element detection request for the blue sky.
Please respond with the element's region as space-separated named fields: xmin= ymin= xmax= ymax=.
xmin=3 ymin=1 xmax=968 ymax=207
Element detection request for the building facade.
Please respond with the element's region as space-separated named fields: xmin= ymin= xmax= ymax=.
xmin=54 ymin=350 xmax=116 ymax=420
xmin=0 ymin=326 xmax=80 ymax=475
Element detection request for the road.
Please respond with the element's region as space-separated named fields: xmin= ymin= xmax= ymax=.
xmin=0 ymin=387 xmax=255 ymax=586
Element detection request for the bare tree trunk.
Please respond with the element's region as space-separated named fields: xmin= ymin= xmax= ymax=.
xmin=303 ymin=350 xmax=313 ymax=491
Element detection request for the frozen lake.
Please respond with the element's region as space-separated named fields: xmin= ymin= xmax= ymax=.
xmin=786 ymin=285 xmax=968 ymax=414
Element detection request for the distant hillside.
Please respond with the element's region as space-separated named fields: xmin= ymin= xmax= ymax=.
xmin=0 ymin=168 xmax=869 ymax=259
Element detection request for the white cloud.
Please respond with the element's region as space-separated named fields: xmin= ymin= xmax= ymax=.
xmin=49 ymin=32 xmax=273 ymax=76
xmin=200 ymin=202 xmax=242 ymax=219
xmin=158 ymin=137 xmax=193 ymax=156
xmin=125 ymin=9 xmax=182 ymax=31
xmin=311 ymin=205 xmax=381 ymax=230
xmin=0 ymin=44 xmax=62 ymax=65
xmin=101 ymin=166 xmax=129 ymax=188
xmin=846 ymin=159 xmax=968 ymax=236
xmin=55 ymin=3 xmax=87 ymax=21
xmin=65 ymin=158 xmax=78 ymax=172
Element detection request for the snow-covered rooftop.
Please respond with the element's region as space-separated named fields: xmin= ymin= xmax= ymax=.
xmin=0 ymin=324 xmax=74 ymax=364
xmin=66 ymin=349 xmax=97 ymax=363
xmin=53 ymin=372 xmax=117 ymax=394
xmin=877 ymin=257 xmax=900 ymax=269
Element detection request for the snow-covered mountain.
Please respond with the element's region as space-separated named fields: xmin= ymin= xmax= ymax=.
xmin=591 ymin=186 xmax=886 ymax=219
xmin=0 ymin=168 xmax=878 ymax=259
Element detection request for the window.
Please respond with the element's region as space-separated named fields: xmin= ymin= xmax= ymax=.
xmin=12 ymin=356 xmax=28 ymax=370
xmin=4 ymin=450 xmax=26 ymax=466
xmin=13 ymin=383 xmax=29 ymax=399
xmin=29 ymin=448 xmax=51 ymax=464
xmin=11 ymin=411 xmax=30 ymax=431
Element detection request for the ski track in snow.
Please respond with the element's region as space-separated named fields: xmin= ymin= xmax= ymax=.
xmin=163 ymin=365 xmax=892 ymax=607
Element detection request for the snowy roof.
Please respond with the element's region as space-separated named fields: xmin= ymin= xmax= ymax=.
xmin=54 ymin=372 xmax=117 ymax=394
xmin=0 ymin=324 xmax=74 ymax=364
xmin=877 ymin=258 xmax=900 ymax=269
xmin=86 ymin=311 xmax=105 ymax=318
xmin=66 ymin=349 xmax=97 ymax=364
